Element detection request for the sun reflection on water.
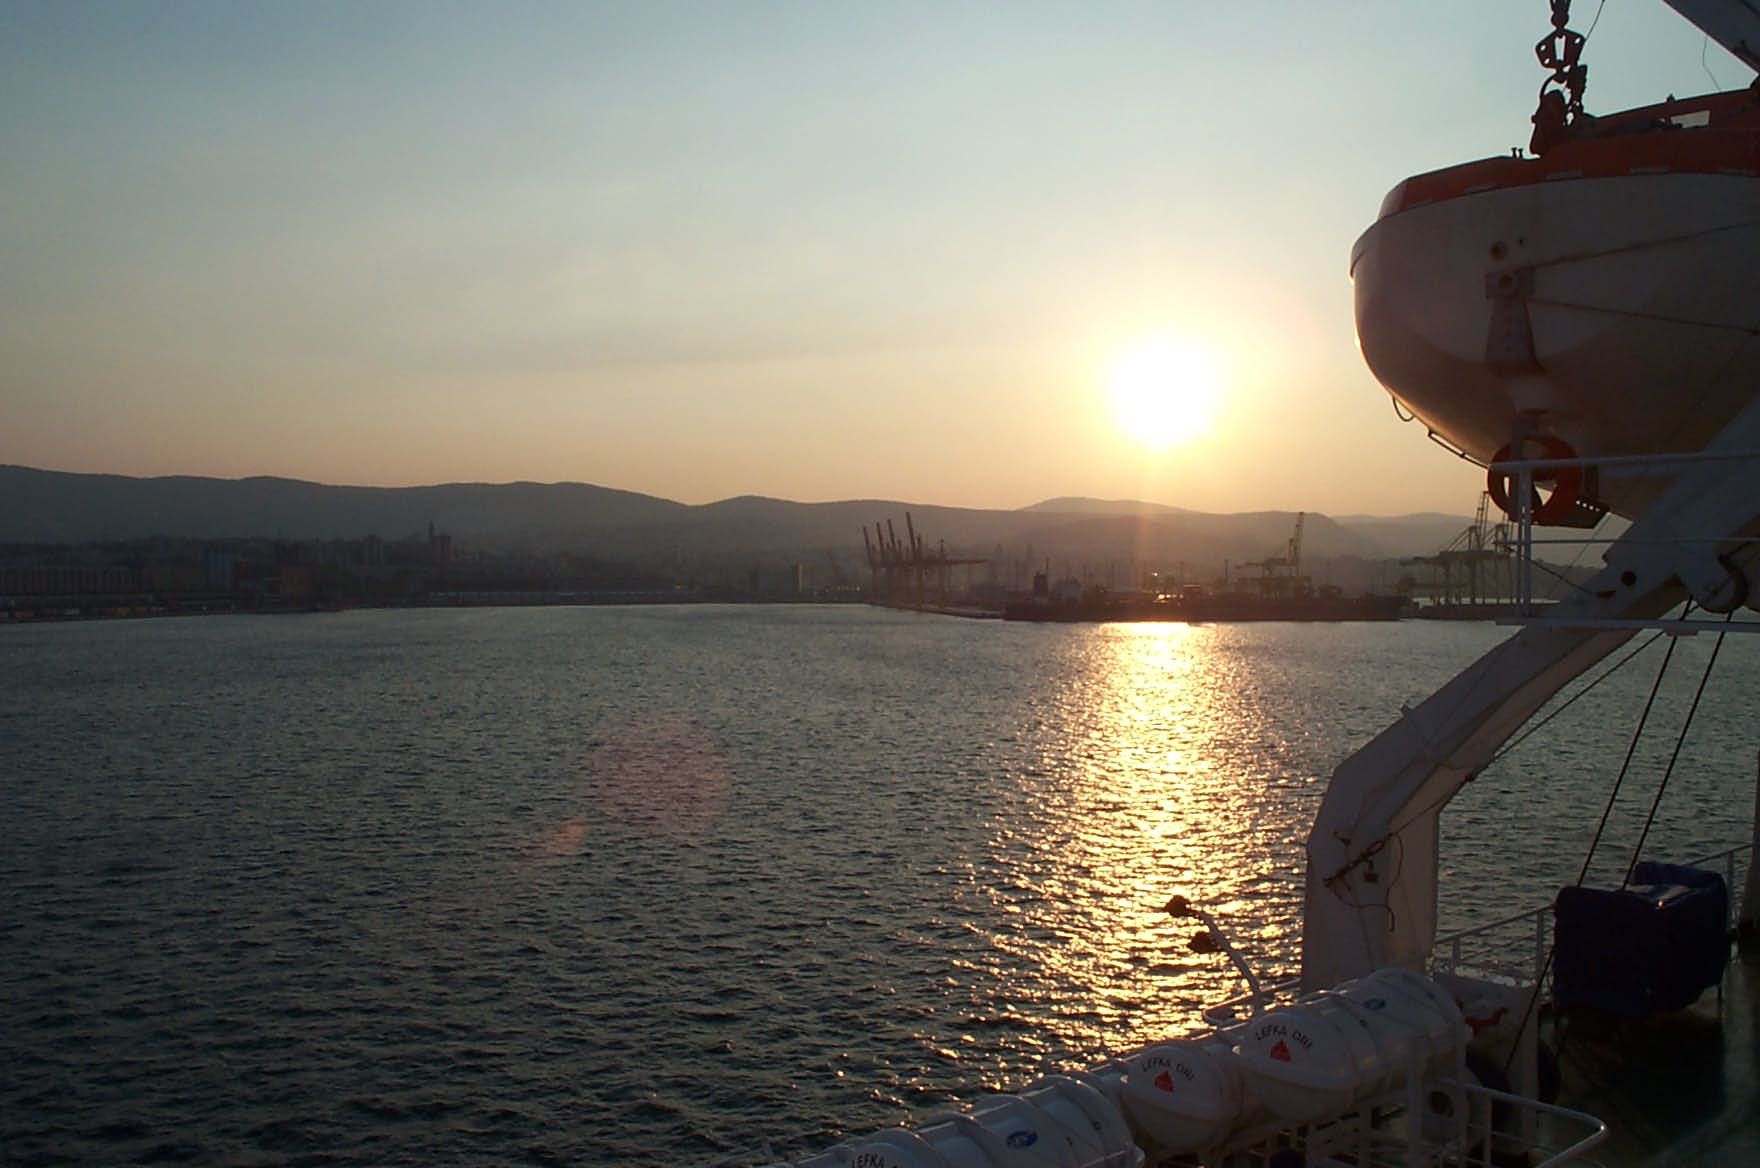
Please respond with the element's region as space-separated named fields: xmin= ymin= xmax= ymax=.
xmin=940 ymin=623 xmax=1315 ymax=1081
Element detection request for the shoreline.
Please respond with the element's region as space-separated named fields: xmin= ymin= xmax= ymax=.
xmin=0 ymin=593 xmax=876 ymax=625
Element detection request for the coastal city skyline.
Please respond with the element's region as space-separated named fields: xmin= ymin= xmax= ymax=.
xmin=3 ymin=2 xmax=1742 ymax=515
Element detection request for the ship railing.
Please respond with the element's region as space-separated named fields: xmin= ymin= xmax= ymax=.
xmin=1429 ymin=840 xmax=1753 ymax=988
xmin=1197 ymin=975 xmax=1302 ymax=1027
xmin=1489 ymin=444 xmax=1760 ymax=625
xmin=1443 ymin=1079 xmax=1608 ymax=1168
xmin=1173 ymin=1065 xmax=1608 ymax=1168
xmin=1431 ymin=901 xmax=1555 ymax=987
xmin=1193 ymin=840 xmax=1751 ymax=1016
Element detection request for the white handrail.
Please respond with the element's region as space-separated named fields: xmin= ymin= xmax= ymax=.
xmin=1431 ymin=841 xmax=1752 ymax=982
xmin=1459 ymin=1079 xmax=1609 ymax=1167
xmin=1489 ymin=446 xmax=1760 ymax=471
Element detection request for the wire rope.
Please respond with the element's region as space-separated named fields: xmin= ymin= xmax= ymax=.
xmin=1622 ymin=613 xmax=1733 ymax=885
xmin=1574 ymin=609 xmax=1688 ymax=887
xmin=1527 ymin=295 xmax=1760 ymax=337
xmin=1499 ymin=603 xmax=1689 ymax=1079
xmin=1489 ymin=627 xmax=1668 ymax=766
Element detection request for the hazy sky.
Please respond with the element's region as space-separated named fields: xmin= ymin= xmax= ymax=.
xmin=2 ymin=2 xmax=1746 ymax=513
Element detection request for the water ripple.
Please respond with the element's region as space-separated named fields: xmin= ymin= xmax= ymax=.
xmin=3 ymin=608 xmax=1757 ymax=1163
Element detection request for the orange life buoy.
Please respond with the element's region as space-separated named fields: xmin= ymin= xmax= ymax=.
xmin=1487 ymin=434 xmax=1583 ymax=524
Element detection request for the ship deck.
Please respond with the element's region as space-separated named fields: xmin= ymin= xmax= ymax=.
xmin=1545 ymin=938 xmax=1760 ymax=1166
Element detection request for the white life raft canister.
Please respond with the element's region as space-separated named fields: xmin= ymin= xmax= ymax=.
xmin=1119 ymin=1039 xmax=1244 ymax=1153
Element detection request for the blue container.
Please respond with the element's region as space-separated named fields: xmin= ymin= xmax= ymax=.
xmin=1552 ymin=861 xmax=1730 ymax=1017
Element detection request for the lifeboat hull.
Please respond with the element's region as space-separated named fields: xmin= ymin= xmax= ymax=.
xmin=1351 ymin=118 xmax=1760 ymax=519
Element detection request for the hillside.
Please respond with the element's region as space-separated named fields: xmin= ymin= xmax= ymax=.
xmin=0 ymin=465 xmax=1474 ymax=584
xmin=0 ymin=466 xmax=687 ymax=546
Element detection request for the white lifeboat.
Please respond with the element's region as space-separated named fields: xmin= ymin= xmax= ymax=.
xmin=1351 ymin=87 xmax=1760 ymax=521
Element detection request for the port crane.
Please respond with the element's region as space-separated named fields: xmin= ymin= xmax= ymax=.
xmin=861 ymin=513 xmax=985 ymax=609
xmin=1402 ymin=493 xmax=1514 ymax=608
xmin=1241 ymin=512 xmax=1308 ymax=597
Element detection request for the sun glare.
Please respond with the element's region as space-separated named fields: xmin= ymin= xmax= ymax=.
xmin=1107 ymin=335 xmax=1223 ymax=450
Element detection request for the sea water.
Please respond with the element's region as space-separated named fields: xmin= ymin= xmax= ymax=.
xmin=2 ymin=605 xmax=1755 ymax=1165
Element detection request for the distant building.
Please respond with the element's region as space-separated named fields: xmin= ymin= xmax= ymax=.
xmin=0 ymin=564 xmax=140 ymax=596
xmin=278 ymin=564 xmax=314 ymax=602
xmin=427 ymin=522 xmax=451 ymax=568
xmin=204 ymin=548 xmax=237 ymax=591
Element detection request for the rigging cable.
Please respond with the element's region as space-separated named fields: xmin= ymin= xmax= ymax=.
xmin=1621 ymin=612 xmax=1733 ymax=887
xmin=1533 ymin=225 xmax=1760 ymax=456
xmin=1527 ymin=294 xmax=1760 ymax=337
xmin=1385 ymin=623 xmax=1670 ymax=841
xmin=1487 ymin=627 xmax=1669 ymax=767
xmin=1498 ymin=603 xmax=1689 ymax=1078
xmin=1574 ymin=604 xmax=1690 ymax=888
xmin=1583 ymin=0 xmax=1607 ymax=45
xmin=1384 ymin=500 xmax=1648 ymax=844
xmin=1519 ymin=548 xmax=1614 ymax=606
xmin=1527 ymin=220 xmax=1760 ymax=281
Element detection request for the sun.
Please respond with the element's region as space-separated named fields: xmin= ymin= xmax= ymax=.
xmin=1106 ymin=334 xmax=1223 ymax=450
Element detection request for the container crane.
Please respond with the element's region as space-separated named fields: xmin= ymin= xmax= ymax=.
xmin=1244 ymin=512 xmax=1308 ymax=597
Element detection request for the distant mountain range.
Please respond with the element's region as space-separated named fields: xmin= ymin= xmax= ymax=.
xmin=0 ymin=465 xmax=1476 ymax=584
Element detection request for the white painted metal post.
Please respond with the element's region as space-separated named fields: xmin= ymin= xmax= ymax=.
xmin=1741 ymin=750 xmax=1760 ymax=939
xmin=1516 ymin=464 xmax=1534 ymax=612
xmin=1534 ymin=907 xmax=1546 ymax=990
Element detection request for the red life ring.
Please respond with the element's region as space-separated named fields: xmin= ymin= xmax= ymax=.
xmin=1487 ymin=434 xmax=1583 ymax=524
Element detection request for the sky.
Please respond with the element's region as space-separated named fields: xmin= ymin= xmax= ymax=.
xmin=1 ymin=1 xmax=1748 ymax=515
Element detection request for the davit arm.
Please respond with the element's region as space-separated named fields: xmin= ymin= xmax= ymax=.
xmin=1300 ymin=398 xmax=1760 ymax=990
xmin=1661 ymin=1 xmax=1760 ymax=74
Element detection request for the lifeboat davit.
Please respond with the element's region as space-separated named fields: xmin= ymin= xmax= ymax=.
xmin=1351 ymin=85 xmax=1760 ymax=521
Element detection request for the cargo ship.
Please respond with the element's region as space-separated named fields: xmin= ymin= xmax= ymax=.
xmin=1002 ymin=574 xmax=1406 ymax=624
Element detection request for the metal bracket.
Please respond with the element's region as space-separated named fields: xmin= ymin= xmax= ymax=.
xmin=1485 ymin=267 xmax=1541 ymax=375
